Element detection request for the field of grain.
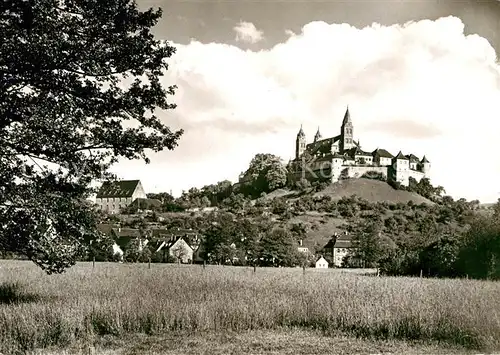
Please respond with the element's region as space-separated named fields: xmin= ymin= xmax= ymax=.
xmin=0 ymin=261 xmax=499 ymax=354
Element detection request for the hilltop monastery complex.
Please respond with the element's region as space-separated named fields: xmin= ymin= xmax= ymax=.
xmin=288 ymin=107 xmax=430 ymax=186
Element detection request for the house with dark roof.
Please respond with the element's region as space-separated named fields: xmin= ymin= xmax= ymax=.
xmin=154 ymin=236 xmax=195 ymax=264
xmin=373 ymin=148 xmax=394 ymax=166
xmin=95 ymin=180 xmax=147 ymax=214
xmin=285 ymin=106 xmax=431 ymax=187
xmin=333 ymin=237 xmax=354 ymax=267
xmin=111 ymin=227 xmax=149 ymax=253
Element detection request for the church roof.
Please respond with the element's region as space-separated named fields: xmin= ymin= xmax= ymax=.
xmin=421 ymin=155 xmax=430 ymax=163
xmin=372 ymin=148 xmax=394 ymax=158
xmin=306 ymin=135 xmax=341 ymax=155
xmin=394 ymin=151 xmax=409 ymax=160
xmin=332 ymin=152 xmax=344 ymax=159
xmin=96 ymin=180 xmax=140 ymax=198
xmin=297 ymin=124 xmax=305 ymax=137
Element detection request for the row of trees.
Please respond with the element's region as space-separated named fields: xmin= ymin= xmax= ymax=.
xmin=347 ymin=199 xmax=500 ymax=279
xmin=201 ymin=213 xmax=311 ymax=267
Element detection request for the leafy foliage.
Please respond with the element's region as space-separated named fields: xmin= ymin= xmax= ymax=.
xmin=239 ymin=154 xmax=288 ymax=197
xmin=0 ymin=0 xmax=182 ymax=273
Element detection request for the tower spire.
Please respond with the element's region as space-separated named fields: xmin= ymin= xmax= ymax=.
xmin=314 ymin=126 xmax=322 ymax=142
xmin=296 ymin=124 xmax=306 ymax=159
xmin=297 ymin=124 xmax=305 ymax=137
xmin=342 ymin=105 xmax=351 ymax=126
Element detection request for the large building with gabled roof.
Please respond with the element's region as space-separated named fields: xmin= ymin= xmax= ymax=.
xmin=95 ymin=179 xmax=147 ymax=214
xmin=289 ymin=107 xmax=430 ymax=187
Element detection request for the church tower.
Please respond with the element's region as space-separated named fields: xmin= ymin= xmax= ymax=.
xmin=340 ymin=106 xmax=354 ymax=153
xmin=314 ymin=127 xmax=322 ymax=142
xmin=295 ymin=125 xmax=306 ymax=159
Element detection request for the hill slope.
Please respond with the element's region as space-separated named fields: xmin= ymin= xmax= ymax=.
xmin=314 ymin=178 xmax=433 ymax=204
xmin=264 ymin=178 xmax=433 ymax=205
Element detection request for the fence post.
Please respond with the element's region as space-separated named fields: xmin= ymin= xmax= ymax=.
xmin=148 ymin=258 xmax=151 ymax=269
xmin=420 ymin=269 xmax=423 ymax=278
xmin=93 ymin=257 xmax=95 ymax=269
xmin=253 ymin=264 xmax=256 ymax=273
xmin=203 ymin=260 xmax=206 ymax=270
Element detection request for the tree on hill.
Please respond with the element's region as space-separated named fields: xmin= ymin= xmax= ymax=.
xmin=493 ymin=198 xmax=500 ymax=218
xmin=0 ymin=0 xmax=182 ymax=273
xmin=419 ymin=235 xmax=461 ymax=277
xmin=239 ymin=154 xmax=288 ymax=197
xmin=201 ymin=213 xmax=237 ymax=264
xmin=456 ymin=215 xmax=500 ymax=279
xmin=259 ymin=227 xmax=299 ymax=267
xmin=234 ymin=219 xmax=260 ymax=266
xmin=407 ymin=177 xmax=445 ymax=201
xmin=349 ymin=219 xmax=396 ymax=269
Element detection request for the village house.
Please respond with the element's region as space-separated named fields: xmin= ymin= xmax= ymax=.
xmin=95 ymin=180 xmax=147 ymax=214
xmin=333 ymin=237 xmax=353 ymax=267
xmin=111 ymin=227 xmax=149 ymax=253
xmin=150 ymin=228 xmax=202 ymax=263
xmin=154 ymin=236 xmax=194 ymax=264
xmin=315 ymin=256 xmax=329 ymax=268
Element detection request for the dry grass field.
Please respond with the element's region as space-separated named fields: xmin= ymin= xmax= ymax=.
xmin=0 ymin=261 xmax=499 ymax=354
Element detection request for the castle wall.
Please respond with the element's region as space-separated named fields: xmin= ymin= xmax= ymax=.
xmin=376 ymin=157 xmax=392 ymax=166
xmin=408 ymin=170 xmax=426 ymax=182
xmin=354 ymin=155 xmax=373 ymax=165
xmin=343 ymin=166 xmax=388 ymax=179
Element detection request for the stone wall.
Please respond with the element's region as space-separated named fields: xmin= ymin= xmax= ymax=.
xmin=289 ymin=163 xmax=426 ymax=186
xmin=408 ymin=170 xmax=426 ymax=182
xmin=343 ymin=166 xmax=388 ymax=179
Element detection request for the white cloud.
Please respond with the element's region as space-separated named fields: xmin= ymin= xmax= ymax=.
xmin=233 ymin=21 xmax=264 ymax=44
xmin=114 ymin=16 xmax=500 ymax=203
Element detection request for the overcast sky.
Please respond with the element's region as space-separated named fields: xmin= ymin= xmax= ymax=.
xmin=111 ymin=0 xmax=500 ymax=203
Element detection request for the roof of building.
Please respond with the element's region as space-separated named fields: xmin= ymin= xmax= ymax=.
xmin=314 ymin=127 xmax=322 ymax=140
xmin=97 ymin=223 xmax=119 ymax=236
xmin=316 ymin=256 xmax=328 ymax=263
xmin=421 ymin=155 xmax=430 ymax=163
xmin=322 ymin=237 xmax=337 ymax=249
xmin=305 ymin=135 xmax=341 ymax=156
xmin=297 ymin=124 xmax=305 ymax=137
xmin=343 ymin=147 xmax=371 ymax=159
xmin=111 ymin=228 xmax=142 ymax=238
xmin=163 ymin=236 xmax=194 ymax=251
xmin=334 ymin=238 xmax=353 ymax=248
xmin=393 ymin=151 xmax=409 ymax=160
xmin=406 ymin=154 xmax=420 ymax=163
xmin=342 ymin=106 xmax=351 ymax=126
xmin=96 ymin=180 xmax=140 ymax=198
xmin=354 ymin=147 xmax=372 ymax=157
xmin=110 ymin=228 xmax=148 ymax=249
xmin=372 ymin=148 xmax=394 ymax=159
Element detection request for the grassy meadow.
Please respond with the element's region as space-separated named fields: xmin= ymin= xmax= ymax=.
xmin=0 ymin=261 xmax=499 ymax=354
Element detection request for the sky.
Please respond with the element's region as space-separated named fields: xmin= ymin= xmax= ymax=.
xmin=109 ymin=0 xmax=500 ymax=203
